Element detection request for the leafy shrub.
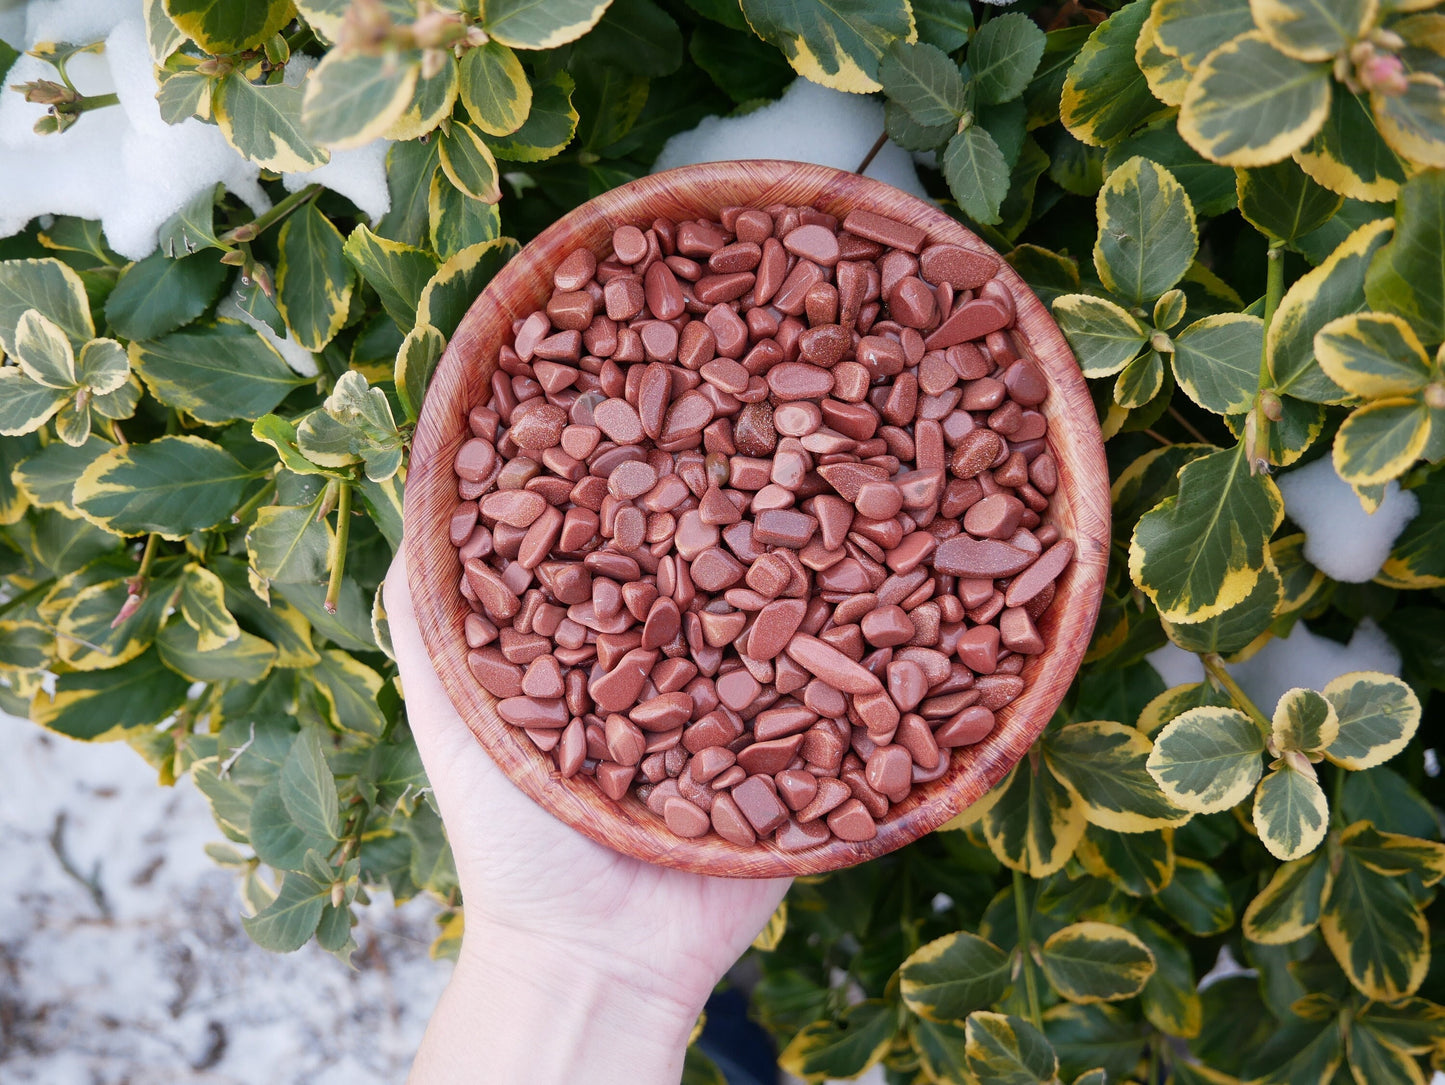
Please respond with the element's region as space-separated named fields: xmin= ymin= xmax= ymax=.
xmin=1 ymin=1 xmax=1443 ymax=1082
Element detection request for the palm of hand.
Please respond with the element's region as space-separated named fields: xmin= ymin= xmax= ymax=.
xmin=387 ymin=555 xmax=791 ymax=1009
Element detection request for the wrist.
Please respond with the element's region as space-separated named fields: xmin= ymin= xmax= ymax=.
xmin=410 ymin=919 xmax=702 ymax=1085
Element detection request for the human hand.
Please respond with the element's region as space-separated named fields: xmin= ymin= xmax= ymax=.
xmin=386 ymin=553 xmax=791 ymax=1083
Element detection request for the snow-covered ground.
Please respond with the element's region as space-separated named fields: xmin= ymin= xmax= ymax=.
xmin=0 ymin=712 xmax=447 ymax=1084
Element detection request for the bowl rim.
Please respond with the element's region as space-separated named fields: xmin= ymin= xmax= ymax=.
xmin=404 ymin=159 xmax=1111 ymax=878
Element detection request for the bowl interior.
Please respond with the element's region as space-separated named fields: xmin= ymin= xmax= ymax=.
xmin=404 ymin=160 xmax=1110 ymax=878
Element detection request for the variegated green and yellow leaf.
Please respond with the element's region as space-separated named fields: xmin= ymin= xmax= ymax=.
xmin=737 ymin=0 xmax=914 ymax=94
xmin=1332 ymin=397 xmax=1431 ymax=486
xmin=1115 ymin=350 xmax=1165 ymax=409
xmin=311 ymin=649 xmax=385 ymax=736
xmin=1147 ymin=706 xmax=1265 ymax=812
xmin=751 ymin=900 xmax=786 ymax=951
xmin=777 ymin=1000 xmax=896 ymax=1083
xmin=1315 ymin=311 xmax=1431 ymax=399
xmin=0 ymin=367 xmax=70 ymax=437
xmin=1162 ymin=560 xmax=1281 ymax=656
xmin=77 ymin=339 xmax=129 ymax=397
xmin=0 ymin=257 xmax=94 ymax=355
xmin=1345 ymin=1020 xmax=1429 ymax=1085
xmin=1321 ymin=671 xmax=1421 ymax=770
xmin=1364 ymin=170 xmax=1445 ymax=345
xmin=162 ymin=0 xmax=296 ymax=54
xmin=1151 ymin=0 xmax=1252 ymax=71
xmin=1061 ymin=0 xmax=1172 ymax=147
xmin=157 ymin=621 xmax=278 ymax=683
xmin=1253 ymin=762 xmax=1329 ymax=861
xmin=1076 ymin=825 xmax=1175 ymax=896
xmin=178 ymin=563 xmax=239 ymax=652
xmin=1135 ymin=14 xmax=1189 ymax=106
xmin=983 ymin=759 xmax=1087 ymax=877
xmin=439 ymin=122 xmax=502 ymax=203
xmin=75 ymin=436 xmax=258 ymax=539
xmin=342 ymin=225 xmax=439 ymax=335
xmin=485 ymin=0 xmax=614 ymax=49
xmin=1294 ymin=89 xmax=1406 ymax=202
xmin=1242 ymin=848 xmax=1333 ymax=943
xmin=1237 ymin=159 xmax=1343 ymax=242
xmin=1129 ymin=443 xmax=1284 ymax=622
xmin=1094 ymin=156 xmax=1199 ymax=305
xmin=14 ymin=309 xmax=77 ymax=389
xmin=55 ymin=575 xmax=177 ymax=670
xmin=900 ymin=930 xmax=1013 ymax=1023
xmin=13 ymin=435 xmax=111 ymax=514
xmin=965 ymin=1012 xmax=1059 ymax=1085
xmin=1270 ymin=217 xmax=1395 ymax=402
xmin=416 ymin=237 xmax=519 ymax=339
xmin=1041 ymin=922 xmax=1156 ymax=1003
xmin=1321 ymin=842 xmax=1430 ymax=1000
xmin=1338 ymin=822 xmax=1445 ymax=885
xmin=247 ymin=503 xmax=332 ymax=587
xmin=1373 ymin=73 xmax=1445 ymax=169
xmin=485 ymin=70 xmax=577 ymax=162
xmin=458 ymin=39 xmax=531 ymax=136
xmin=1249 ymin=0 xmax=1378 ymax=62
xmin=910 ymin=1017 xmax=972 ymax=1085
xmin=302 ymin=49 xmax=420 ymax=150
xmin=430 ymin=170 xmax=502 ymax=258
xmin=129 ymin=320 xmax=309 ymax=425
xmin=1272 ymin=687 xmax=1339 ymax=755
xmin=214 ymin=74 xmax=330 ymax=172
xmin=1133 ymin=917 xmax=1202 ymax=1038
xmin=382 ymin=54 xmax=458 ymax=141
xmin=1045 ymin=720 xmax=1191 ymax=832
xmin=278 ymin=202 xmax=354 ymax=353
xmin=32 ymin=648 xmax=190 ymax=742
xmin=1157 ymin=856 xmax=1236 ymax=935
xmin=1178 ymin=32 xmax=1331 ymax=167
xmin=395 ymin=323 xmax=447 ymax=425
xmin=1171 ymin=313 xmax=1263 ymax=416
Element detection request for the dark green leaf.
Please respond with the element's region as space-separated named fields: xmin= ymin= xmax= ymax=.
xmin=32 ymin=648 xmax=190 ymax=740
xmin=75 ymin=435 xmax=258 ymax=538
xmin=130 ymin=319 xmax=308 ymax=424
xmin=880 ymin=41 xmax=966 ymax=128
xmin=969 ymin=12 xmax=1046 ymax=105
xmin=943 ymin=123 xmax=1009 ymax=225
xmin=277 ymin=202 xmax=353 ymax=353
xmin=1237 ymin=160 xmax=1344 ymax=243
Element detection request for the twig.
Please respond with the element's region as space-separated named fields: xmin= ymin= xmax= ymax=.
xmin=1167 ymin=406 xmax=1210 ymax=444
xmin=1202 ymin=653 xmax=1271 ymax=737
xmin=855 ymin=131 xmax=888 ymax=175
xmin=49 ymin=812 xmax=111 ymax=920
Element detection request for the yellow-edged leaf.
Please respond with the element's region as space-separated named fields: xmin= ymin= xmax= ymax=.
xmin=1332 ymin=397 xmax=1431 ymax=486
xmin=1253 ymin=762 xmax=1330 ymax=861
xmin=1242 ymin=849 xmax=1333 ymax=944
xmin=1249 ymin=0 xmax=1377 ymax=62
xmin=1040 ymin=921 xmax=1156 ymax=1003
xmin=1271 ymin=687 xmax=1338 ymax=755
xmin=1147 ymin=706 xmax=1265 ymax=813
xmin=1314 ymin=312 xmax=1432 ymax=399
xmin=901 ymin=930 xmax=1013 ymax=1023
xmin=1178 ymin=32 xmax=1331 ymax=167
xmin=1321 ymin=671 xmax=1421 ymax=770
xmin=1045 ymin=720 xmax=1191 ymax=832
xmin=982 ymin=759 xmax=1087 ymax=877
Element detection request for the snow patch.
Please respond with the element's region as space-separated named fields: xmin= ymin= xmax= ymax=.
xmin=0 ymin=712 xmax=446 ymax=1083
xmin=217 ymin=274 xmax=321 ymax=378
xmin=1147 ymin=619 xmax=1401 ymax=716
xmin=1277 ymin=456 xmax=1419 ymax=583
xmin=653 ymin=78 xmax=929 ymax=201
xmin=284 ymin=139 xmax=392 ymax=223
xmin=0 ymin=3 xmax=268 ymax=259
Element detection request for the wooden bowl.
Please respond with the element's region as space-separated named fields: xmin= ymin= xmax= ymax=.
xmin=404 ymin=160 xmax=1109 ymax=878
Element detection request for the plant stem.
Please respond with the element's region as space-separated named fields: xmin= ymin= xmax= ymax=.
xmin=855 ymin=131 xmax=888 ymax=175
xmin=223 ymin=184 xmax=321 ymax=244
xmin=1167 ymin=405 xmax=1210 ymax=444
xmin=1250 ymin=239 xmax=1287 ymax=468
xmin=230 ymin=477 xmax=278 ymax=525
xmin=1202 ymin=652 xmax=1271 ymax=737
xmin=136 ymin=533 xmax=160 ymax=582
xmin=0 ymin=576 xmax=57 ymax=619
xmin=1013 ymin=868 xmax=1043 ymax=1030
xmin=325 ymin=482 xmax=352 ymax=614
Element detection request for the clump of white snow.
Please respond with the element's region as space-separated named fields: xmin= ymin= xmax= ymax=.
xmin=1277 ymin=456 xmax=1419 ymax=583
xmin=0 ymin=1 xmax=389 ymax=260
xmin=1146 ymin=618 xmax=1402 ymax=715
xmin=284 ymin=140 xmax=392 ymax=223
xmin=653 ymin=78 xmax=929 ymax=201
